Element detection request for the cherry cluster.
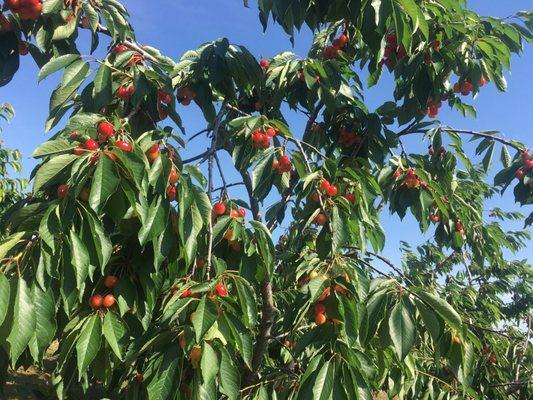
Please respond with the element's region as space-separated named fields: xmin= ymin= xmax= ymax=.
xmin=251 ymin=127 xmax=277 ymax=149
xmin=516 ymin=150 xmax=533 ymax=180
xmin=6 ymin=0 xmax=42 ymax=21
xmin=177 ymin=86 xmax=195 ymax=106
xmin=323 ymin=33 xmax=349 ymax=60
xmin=89 ymin=275 xmax=118 ymax=310
xmin=273 ymin=155 xmax=292 ymax=173
xmin=380 ymin=32 xmax=407 ymax=70
xmin=338 ymin=126 xmax=361 ymax=147
xmin=212 ymin=202 xmax=246 ymax=220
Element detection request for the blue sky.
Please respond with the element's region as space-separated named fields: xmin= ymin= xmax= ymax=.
xmin=1 ymin=0 xmax=531 ymax=265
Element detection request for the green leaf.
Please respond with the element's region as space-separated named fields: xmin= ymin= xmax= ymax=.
xmin=0 ymin=231 xmax=26 ymax=259
xmin=76 ymin=315 xmax=102 ymax=377
xmin=32 ymin=139 xmax=76 ymax=158
xmin=49 ymin=60 xmax=91 ymax=114
xmin=234 ymin=277 xmax=257 ymax=328
xmin=89 ymin=154 xmax=121 ymax=211
xmin=219 ymin=346 xmax=240 ymax=400
xmin=388 ymin=300 xmax=415 ymax=360
xmin=146 ymin=347 xmax=180 ymax=400
xmin=38 ymin=54 xmax=80 ymax=82
xmin=200 ymin=342 xmax=219 ymax=384
xmin=92 ymin=64 xmax=113 ymax=111
xmin=33 ymin=154 xmax=78 ymax=193
xmin=30 ymin=284 xmax=56 ymax=361
xmin=192 ymin=296 xmax=219 ymax=342
xmin=0 ymin=274 xmax=10 ymax=326
xmin=7 ymin=276 xmax=36 ymax=367
xmin=69 ymin=230 xmax=90 ymax=293
xmin=414 ymin=290 xmax=462 ymax=331
xmin=103 ymin=311 xmax=128 ymax=360
xmin=312 ymin=359 xmax=334 ymax=400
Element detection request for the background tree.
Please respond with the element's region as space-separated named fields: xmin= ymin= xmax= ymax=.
xmin=0 ymin=1 xmax=531 ymax=399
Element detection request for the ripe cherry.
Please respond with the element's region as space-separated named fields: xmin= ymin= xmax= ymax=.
xmin=344 ymin=193 xmax=356 ymax=203
xmin=524 ymin=159 xmax=533 ymax=169
xmin=314 ymin=303 xmax=326 ymax=315
xmin=116 ymin=140 xmax=132 ymax=152
xmin=337 ymin=34 xmax=349 ymax=47
xmin=230 ymin=208 xmax=240 ymax=219
xmin=212 ymin=202 xmax=226 ymax=216
xmin=521 ymin=150 xmax=530 ymax=162
xmin=116 ymin=85 xmax=131 ymax=100
xmin=167 ymin=185 xmax=177 ymax=201
xmin=429 ymin=214 xmax=440 ymax=223
xmin=314 ymin=313 xmax=327 ymax=325
xmin=325 ymin=185 xmax=338 ymax=197
xmin=103 ymin=275 xmax=118 ymax=288
xmin=455 ymin=220 xmax=464 ymax=232
xmin=97 ymin=121 xmax=115 ymax=138
xmin=215 ymin=283 xmax=228 ymax=297
xmin=158 ymin=90 xmax=172 ymax=104
xmin=259 ymin=59 xmax=270 ymax=69
xmin=89 ymin=294 xmax=103 ymax=309
xmin=481 ymin=346 xmax=490 ymax=355
xmin=83 ymin=139 xmax=99 ymax=151
xmin=265 ymin=127 xmax=277 ymax=138
xmin=430 ymin=40 xmax=441 ymax=51
xmin=169 ymin=167 xmax=179 ymax=184
xmin=238 ymin=208 xmax=246 ymax=218
xmin=320 ymin=179 xmax=331 ymax=191
xmin=180 ymin=288 xmax=192 ymax=298
xmin=57 ymin=184 xmax=69 ymax=200
xmin=103 ymin=294 xmax=116 ymax=308
xmin=479 ymin=76 xmax=488 ymax=87
xmin=318 ymin=287 xmax=331 ymax=302
xmin=516 ymin=169 xmax=525 ymax=180
xmin=314 ymin=213 xmax=328 ymax=226
xmin=113 ymin=43 xmax=128 ymax=54
xmin=146 ymin=144 xmax=160 ymax=163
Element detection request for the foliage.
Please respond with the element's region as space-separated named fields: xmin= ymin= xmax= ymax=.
xmin=0 ymin=1 xmax=531 ymax=399
xmin=0 ymin=103 xmax=26 ymax=218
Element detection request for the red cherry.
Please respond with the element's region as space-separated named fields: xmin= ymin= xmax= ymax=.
xmin=516 ymin=169 xmax=525 ymax=180
xmin=103 ymin=294 xmax=116 ymax=308
xmin=158 ymin=90 xmax=172 ymax=104
xmin=213 ymin=202 xmax=226 ymax=216
xmin=113 ymin=43 xmax=128 ymax=54
xmin=461 ymin=81 xmax=473 ymax=95
xmin=215 ymin=283 xmax=228 ymax=297
xmin=103 ymin=275 xmax=118 ymax=288
xmin=453 ymin=82 xmax=461 ymax=93
xmin=167 ymin=185 xmax=177 ymax=201
xmin=73 ymin=147 xmax=85 ymax=156
xmin=57 ymin=184 xmax=69 ymax=200
xmin=116 ymin=85 xmax=130 ymax=100
xmin=169 ymin=167 xmax=179 ymax=184
xmin=318 ymin=287 xmax=331 ymax=302
xmin=83 ymin=139 xmax=99 ymax=151
xmin=520 ymin=150 xmax=530 ymax=162
xmin=230 ymin=208 xmax=240 ymax=219
xmin=430 ymin=40 xmax=441 ymax=51
xmin=116 ymin=140 xmax=132 ymax=152
xmin=423 ymin=53 xmax=432 ymax=64
xmin=337 ymin=34 xmax=349 ymax=47
xmin=265 ymin=127 xmax=277 ymax=138
xmin=89 ymin=294 xmax=103 ymax=309
xmin=259 ymin=59 xmax=270 ymax=69
xmin=479 ymin=76 xmax=488 ymax=87
xmin=259 ymin=135 xmax=270 ymax=149
xmin=326 ymin=185 xmax=338 ymax=197
xmin=455 ymin=220 xmax=464 ymax=232
xmin=524 ymin=159 xmax=533 ymax=169
xmin=314 ymin=313 xmax=327 ymax=325
xmin=314 ymin=303 xmax=326 ymax=315
xmin=238 ymin=208 xmax=246 ymax=218
xmin=386 ymin=32 xmax=397 ymax=47
xmin=97 ymin=121 xmax=115 ymax=138
xmin=481 ymin=346 xmax=490 ymax=355
xmin=314 ymin=213 xmax=328 ymax=226
xmin=344 ymin=193 xmax=356 ymax=203
xmin=320 ymin=179 xmax=331 ymax=191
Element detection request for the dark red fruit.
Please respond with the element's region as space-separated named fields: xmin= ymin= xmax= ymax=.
xmin=103 ymin=294 xmax=116 ymax=308
xmin=83 ymin=139 xmax=99 ymax=151
xmin=167 ymin=185 xmax=177 ymax=201
xmin=215 ymin=283 xmax=228 ymax=297
xmin=57 ymin=184 xmax=69 ymax=200
xmin=89 ymin=294 xmax=103 ymax=309
xmin=213 ymin=202 xmax=226 ymax=216
xmin=97 ymin=121 xmax=115 ymax=138
xmin=259 ymin=59 xmax=269 ymax=69
xmin=103 ymin=275 xmax=118 ymax=288
xmin=169 ymin=167 xmax=179 ymax=184
xmin=344 ymin=193 xmax=356 ymax=203
xmin=516 ymin=169 xmax=525 ymax=180
xmin=116 ymin=140 xmax=132 ymax=152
